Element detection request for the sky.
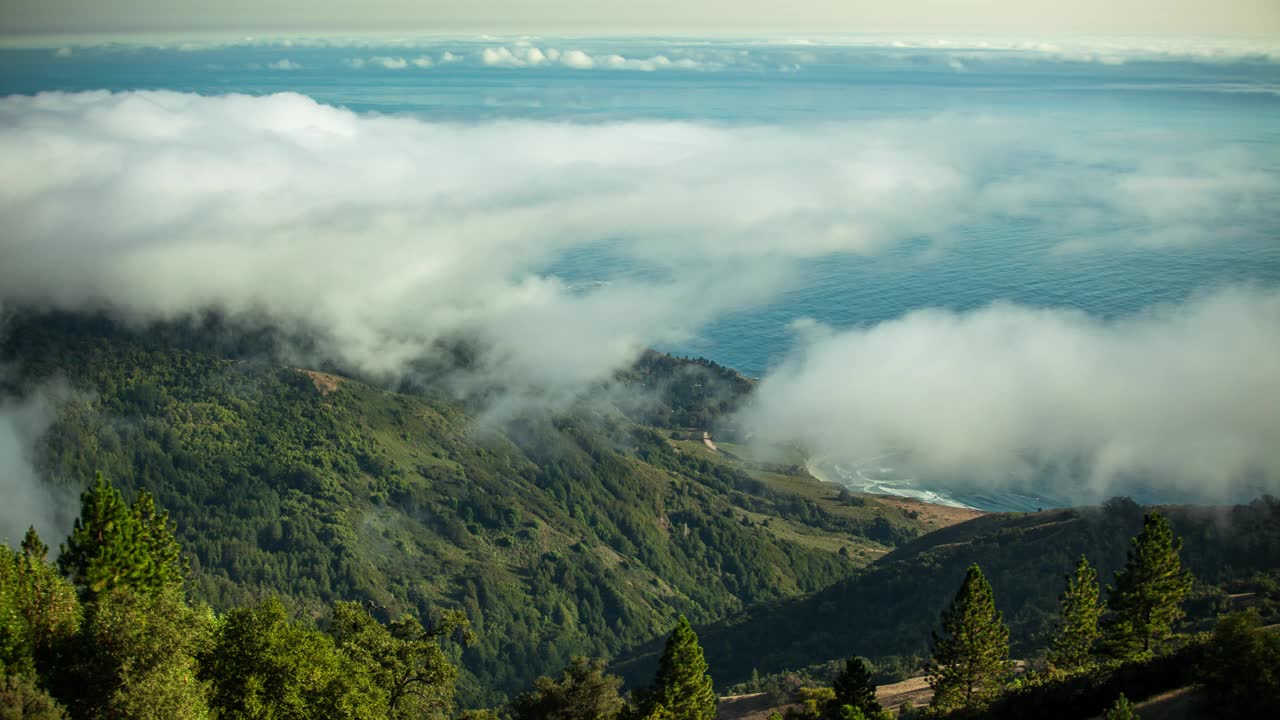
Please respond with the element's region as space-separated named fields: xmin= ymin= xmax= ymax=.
xmin=2 ymin=0 xmax=1279 ymax=38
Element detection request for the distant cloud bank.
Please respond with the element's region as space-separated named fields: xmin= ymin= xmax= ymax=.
xmin=9 ymin=35 xmax=1279 ymax=71
xmin=339 ymin=44 xmax=719 ymax=71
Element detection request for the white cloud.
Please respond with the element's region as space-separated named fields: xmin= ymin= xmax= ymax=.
xmin=0 ymin=376 xmax=78 ymax=548
xmin=738 ymin=287 xmax=1280 ymax=501
xmin=476 ymin=45 xmax=718 ymax=71
xmin=559 ymin=49 xmax=594 ymax=69
xmin=267 ymin=58 xmax=302 ymax=70
xmin=0 ymin=91 xmax=1275 ymax=434
xmin=345 ymin=55 xmax=413 ymax=69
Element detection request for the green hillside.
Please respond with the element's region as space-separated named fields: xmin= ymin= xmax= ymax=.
xmin=0 ymin=313 xmax=928 ymax=705
xmin=679 ymin=497 xmax=1280 ymax=688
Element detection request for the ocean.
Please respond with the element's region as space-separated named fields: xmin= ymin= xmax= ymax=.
xmin=3 ymin=36 xmax=1278 ymax=510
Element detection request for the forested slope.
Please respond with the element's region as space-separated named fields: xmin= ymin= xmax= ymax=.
xmin=0 ymin=313 xmax=926 ymax=704
xmin=680 ymin=498 xmax=1280 ymax=688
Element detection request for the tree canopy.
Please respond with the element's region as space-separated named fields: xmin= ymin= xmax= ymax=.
xmin=637 ymin=616 xmax=717 ymax=720
xmin=509 ymin=656 xmax=624 ymax=720
xmin=1048 ymin=555 xmax=1101 ymax=673
xmin=1102 ymin=512 xmax=1192 ymax=660
xmin=928 ymin=564 xmax=1011 ymax=712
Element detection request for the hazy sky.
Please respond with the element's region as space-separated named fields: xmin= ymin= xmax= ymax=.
xmin=2 ymin=0 xmax=1278 ymax=37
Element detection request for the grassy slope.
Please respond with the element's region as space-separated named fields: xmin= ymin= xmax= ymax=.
xmin=1 ymin=314 xmax=937 ymax=704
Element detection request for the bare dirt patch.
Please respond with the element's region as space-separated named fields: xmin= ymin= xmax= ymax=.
xmin=717 ymin=677 xmax=936 ymax=719
xmin=298 ymin=369 xmax=343 ymax=396
xmin=876 ymin=676 xmax=934 ymax=712
xmin=717 ymin=693 xmax=790 ymax=720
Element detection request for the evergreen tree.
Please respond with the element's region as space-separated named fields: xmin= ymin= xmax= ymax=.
xmin=927 ymin=564 xmax=1010 ymax=712
xmin=20 ymin=528 xmax=48 ymax=563
xmin=1102 ymin=693 xmax=1139 ymax=720
xmin=1047 ymin=556 xmax=1101 ymax=673
xmin=58 ymin=475 xmax=149 ymax=599
xmin=637 ymin=616 xmax=717 ymax=720
xmin=130 ymin=490 xmax=188 ymax=592
xmin=1102 ymin=511 xmax=1193 ymax=660
xmin=510 ymin=656 xmax=624 ymax=720
xmin=825 ymin=657 xmax=880 ymax=720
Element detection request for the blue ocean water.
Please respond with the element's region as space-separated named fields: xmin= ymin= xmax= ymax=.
xmin=3 ymin=38 xmax=1278 ymax=509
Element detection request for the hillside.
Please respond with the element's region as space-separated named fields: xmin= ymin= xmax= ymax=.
xmin=0 ymin=313 xmax=934 ymax=705
xmin=675 ymin=498 xmax=1280 ymax=688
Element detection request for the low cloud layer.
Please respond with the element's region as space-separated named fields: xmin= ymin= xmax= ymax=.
xmin=1 ymin=91 xmax=1275 ymax=386
xmin=738 ymin=287 xmax=1280 ymax=501
xmin=0 ymin=90 xmax=1277 ymax=501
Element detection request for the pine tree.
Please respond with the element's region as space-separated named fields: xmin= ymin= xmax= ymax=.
xmin=927 ymin=564 xmax=1011 ymax=712
xmin=58 ymin=476 xmax=189 ymax=600
xmin=826 ymin=656 xmax=880 ymax=720
xmin=1102 ymin=511 xmax=1193 ymax=660
xmin=130 ymin=490 xmax=188 ymax=592
xmin=1047 ymin=556 xmax=1101 ymax=673
xmin=637 ymin=616 xmax=717 ymax=720
xmin=58 ymin=474 xmax=150 ymax=599
xmin=21 ymin=527 xmax=49 ymax=563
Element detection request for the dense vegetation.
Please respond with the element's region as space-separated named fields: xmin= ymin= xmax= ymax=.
xmin=717 ymin=511 xmax=1277 ymax=720
xmin=681 ymin=497 xmax=1280 ymax=688
xmin=0 ymin=313 xmax=923 ymax=704
xmin=4 ymin=313 xmax=1279 ymax=717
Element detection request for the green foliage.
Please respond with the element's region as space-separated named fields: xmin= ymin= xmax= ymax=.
xmin=784 ymin=686 xmax=835 ymax=719
xmin=1199 ymin=610 xmax=1280 ymax=718
xmin=0 ymin=540 xmax=81 ymax=679
xmin=1102 ymin=512 xmax=1193 ymax=661
xmin=827 ymin=657 xmax=880 ymax=719
xmin=927 ymin=564 xmax=1010 ymax=712
xmin=691 ymin=500 xmax=1280 ymax=687
xmin=21 ymin=529 xmax=49 ymax=564
xmin=1101 ymin=694 xmax=1139 ymax=720
xmin=6 ymin=314 xmax=883 ymax=703
xmin=56 ymin=475 xmax=188 ymax=602
xmin=129 ymin=490 xmax=189 ymax=592
xmin=63 ymin=586 xmax=212 ymax=720
xmin=509 ymin=656 xmax=624 ymax=720
xmin=1047 ymin=556 xmax=1101 ymax=673
xmin=0 ymin=670 xmax=68 ymax=720
xmin=969 ymin=638 xmax=1206 ymax=720
xmin=201 ymin=596 xmax=384 ymax=720
xmin=329 ymin=602 xmax=467 ymax=720
xmin=58 ymin=475 xmax=150 ymax=600
xmin=636 ymin=616 xmax=717 ymax=720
